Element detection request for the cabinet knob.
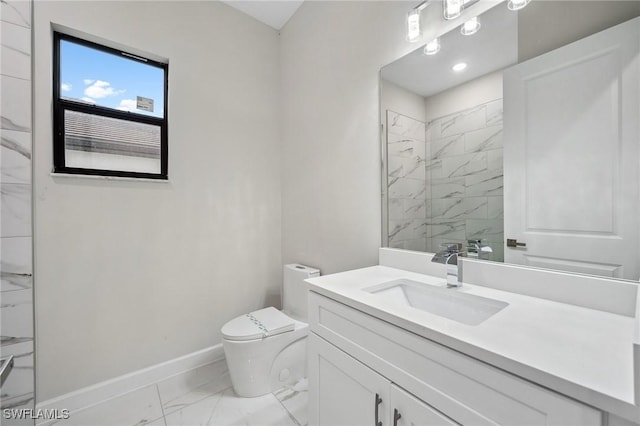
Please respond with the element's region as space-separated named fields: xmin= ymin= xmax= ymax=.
xmin=375 ymin=393 xmax=383 ymax=426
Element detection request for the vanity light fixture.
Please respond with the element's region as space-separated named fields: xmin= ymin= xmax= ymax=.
xmin=460 ymin=16 xmax=480 ymax=35
xmin=424 ymin=38 xmax=441 ymax=55
xmin=507 ymin=0 xmax=531 ymax=10
xmin=443 ymin=0 xmax=463 ymax=20
xmin=407 ymin=10 xmax=421 ymax=42
xmin=452 ymin=62 xmax=468 ymax=72
xmin=406 ymin=1 xmax=432 ymax=43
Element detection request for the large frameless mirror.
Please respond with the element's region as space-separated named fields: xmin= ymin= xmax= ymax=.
xmin=381 ymin=1 xmax=640 ymax=281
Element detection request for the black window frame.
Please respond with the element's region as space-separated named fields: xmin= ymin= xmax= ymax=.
xmin=53 ymin=32 xmax=169 ymax=180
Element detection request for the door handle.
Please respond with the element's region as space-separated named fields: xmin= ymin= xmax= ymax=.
xmin=393 ymin=408 xmax=402 ymax=426
xmin=506 ymin=238 xmax=526 ymax=248
xmin=375 ymin=393 xmax=383 ymax=426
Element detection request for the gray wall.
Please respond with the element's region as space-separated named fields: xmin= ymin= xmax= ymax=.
xmin=279 ymin=0 xmax=495 ymax=274
xmin=1 ymin=0 xmax=35 ymax=422
xmin=518 ymin=1 xmax=640 ymax=62
xmin=33 ymin=1 xmax=281 ymax=401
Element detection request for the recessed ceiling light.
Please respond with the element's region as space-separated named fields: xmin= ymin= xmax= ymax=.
xmin=452 ymin=62 xmax=467 ymax=72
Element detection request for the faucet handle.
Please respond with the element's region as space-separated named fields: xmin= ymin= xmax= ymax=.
xmin=440 ymin=242 xmax=463 ymax=253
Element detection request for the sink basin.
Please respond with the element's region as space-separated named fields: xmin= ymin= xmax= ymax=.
xmin=363 ymin=279 xmax=508 ymax=325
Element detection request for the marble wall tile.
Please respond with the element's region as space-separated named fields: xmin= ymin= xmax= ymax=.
xmin=387 ymin=198 xmax=404 ymax=220
xmin=1 ymin=75 xmax=31 ymax=132
xmin=1 ymin=237 xmax=32 ymax=292
xmin=388 ymin=177 xmax=425 ymax=200
xmin=1 ymin=183 xmax=31 ymax=237
xmin=1 ymin=130 xmax=31 ymax=185
xmin=431 ymin=197 xmax=488 ymax=220
xmin=487 ymin=149 xmax=503 ymax=172
xmin=389 ymin=219 xmax=428 ymax=242
xmin=388 ymin=198 xmax=427 ymax=221
xmin=430 ymin=134 xmax=465 ymax=160
xmin=1 ymin=21 xmax=30 ymax=79
xmin=430 ymin=177 xmax=465 ymax=199
xmin=1 ymin=288 xmax=33 ymax=344
xmin=0 ymin=0 xmax=31 ymax=28
xmin=428 ymin=220 xmax=465 ymax=241
xmin=487 ymin=196 xmax=504 ymax=219
xmin=424 ymin=98 xmax=504 ymax=254
xmin=486 ymin=99 xmax=503 ymax=127
xmin=465 ymin=171 xmax=503 ymax=197
xmin=0 ymin=340 xmax=34 ymax=402
xmin=387 ymin=111 xmax=425 ymax=141
xmin=388 ymin=155 xmax=425 ymax=181
xmin=1 ymin=11 xmax=33 ymax=421
xmin=440 ymin=152 xmax=487 ymax=178
xmin=437 ymin=105 xmax=486 ymax=138
xmin=387 ymin=133 xmax=426 ymax=159
xmin=465 ymin=126 xmax=502 ymax=153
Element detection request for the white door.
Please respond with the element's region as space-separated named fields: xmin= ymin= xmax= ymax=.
xmin=308 ymin=333 xmax=390 ymax=426
xmin=503 ymin=17 xmax=640 ymax=280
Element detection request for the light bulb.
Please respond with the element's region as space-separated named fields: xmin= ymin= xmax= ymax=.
xmin=452 ymin=62 xmax=467 ymax=72
xmin=508 ymin=0 xmax=531 ymax=11
xmin=443 ymin=0 xmax=462 ymax=20
xmin=460 ymin=17 xmax=480 ymax=36
xmin=424 ymin=38 xmax=441 ymax=55
xmin=407 ymin=10 xmax=421 ymax=43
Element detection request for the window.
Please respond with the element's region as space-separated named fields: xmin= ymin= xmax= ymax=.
xmin=53 ymin=32 xmax=168 ymax=179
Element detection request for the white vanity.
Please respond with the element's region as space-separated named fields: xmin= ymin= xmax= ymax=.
xmin=306 ymin=249 xmax=640 ymax=426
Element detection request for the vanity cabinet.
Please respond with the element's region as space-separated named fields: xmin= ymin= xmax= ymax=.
xmin=309 ymin=333 xmax=458 ymax=426
xmin=308 ymin=291 xmax=603 ymax=426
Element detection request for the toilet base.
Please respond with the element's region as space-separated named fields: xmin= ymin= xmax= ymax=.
xmin=222 ymin=322 xmax=308 ymax=398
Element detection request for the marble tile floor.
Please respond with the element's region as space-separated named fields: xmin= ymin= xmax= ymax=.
xmin=38 ymin=360 xmax=308 ymax=426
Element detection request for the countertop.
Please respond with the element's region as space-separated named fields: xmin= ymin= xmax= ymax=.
xmin=306 ymin=265 xmax=639 ymax=421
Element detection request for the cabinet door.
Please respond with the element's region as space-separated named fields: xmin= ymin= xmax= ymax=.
xmin=390 ymin=384 xmax=460 ymax=426
xmin=308 ymin=333 xmax=390 ymax=426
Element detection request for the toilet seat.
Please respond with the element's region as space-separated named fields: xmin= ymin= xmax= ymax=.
xmin=221 ymin=307 xmax=295 ymax=341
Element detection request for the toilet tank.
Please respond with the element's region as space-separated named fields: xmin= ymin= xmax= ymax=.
xmin=283 ymin=264 xmax=320 ymax=321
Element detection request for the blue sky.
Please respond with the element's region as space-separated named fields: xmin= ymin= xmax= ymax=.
xmin=60 ymin=40 xmax=165 ymax=118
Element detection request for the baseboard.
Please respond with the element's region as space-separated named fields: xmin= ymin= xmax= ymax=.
xmin=36 ymin=344 xmax=224 ymax=414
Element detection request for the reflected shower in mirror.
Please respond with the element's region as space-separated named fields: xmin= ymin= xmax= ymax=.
xmin=381 ymin=1 xmax=640 ymax=281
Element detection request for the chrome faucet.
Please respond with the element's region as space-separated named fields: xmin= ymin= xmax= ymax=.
xmin=431 ymin=243 xmax=464 ymax=287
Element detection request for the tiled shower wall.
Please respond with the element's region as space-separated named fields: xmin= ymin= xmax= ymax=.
xmin=1 ymin=0 xmax=35 ymax=424
xmin=386 ymin=111 xmax=428 ymax=252
xmin=386 ymin=100 xmax=504 ymax=261
xmin=426 ymin=100 xmax=504 ymax=262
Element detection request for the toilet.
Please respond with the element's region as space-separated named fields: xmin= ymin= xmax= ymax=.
xmin=221 ymin=264 xmax=320 ymax=397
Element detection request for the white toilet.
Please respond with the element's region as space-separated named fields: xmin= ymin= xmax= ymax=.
xmin=221 ymin=264 xmax=320 ymax=397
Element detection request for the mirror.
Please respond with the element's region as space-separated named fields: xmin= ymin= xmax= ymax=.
xmin=381 ymin=1 xmax=640 ymax=281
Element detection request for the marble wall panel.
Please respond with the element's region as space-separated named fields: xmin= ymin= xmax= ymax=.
xmin=1 ymin=5 xmax=34 ymax=421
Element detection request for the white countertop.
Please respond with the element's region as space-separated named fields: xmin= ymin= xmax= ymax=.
xmin=307 ymin=265 xmax=639 ymax=421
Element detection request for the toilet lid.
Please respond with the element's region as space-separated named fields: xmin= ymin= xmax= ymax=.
xmin=221 ymin=307 xmax=295 ymax=341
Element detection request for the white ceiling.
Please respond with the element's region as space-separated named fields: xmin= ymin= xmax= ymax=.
xmin=220 ymin=0 xmax=304 ymax=30
xmin=381 ymin=4 xmax=518 ymax=97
